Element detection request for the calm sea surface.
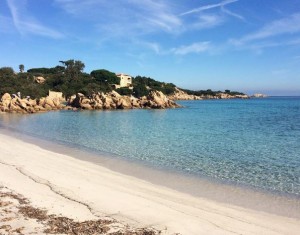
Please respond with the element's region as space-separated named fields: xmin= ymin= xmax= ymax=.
xmin=1 ymin=97 xmax=300 ymax=196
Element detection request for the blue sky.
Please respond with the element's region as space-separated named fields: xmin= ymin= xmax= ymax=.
xmin=1 ymin=0 xmax=300 ymax=95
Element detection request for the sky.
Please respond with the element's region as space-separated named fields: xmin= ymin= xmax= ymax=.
xmin=1 ymin=0 xmax=300 ymax=95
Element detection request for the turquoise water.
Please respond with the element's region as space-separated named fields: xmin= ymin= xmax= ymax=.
xmin=1 ymin=97 xmax=300 ymax=196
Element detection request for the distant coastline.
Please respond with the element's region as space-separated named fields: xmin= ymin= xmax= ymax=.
xmin=1 ymin=60 xmax=252 ymax=114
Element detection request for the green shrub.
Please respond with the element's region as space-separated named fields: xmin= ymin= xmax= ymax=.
xmin=116 ymin=87 xmax=133 ymax=96
xmin=90 ymin=69 xmax=120 ymax=84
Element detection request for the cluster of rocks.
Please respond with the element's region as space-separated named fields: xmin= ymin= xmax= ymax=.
xmin=68 ymin=90 xmax=180 ymax=110
xmin=0 ymin=90 xmax=180 ymax=114
xmin=168 ymin=88 xmax=202 ymax=100
xmin=216 ymin=93 xmax=249 ymax=99
xmin=0 ymin=93 xmax=64 ymax=114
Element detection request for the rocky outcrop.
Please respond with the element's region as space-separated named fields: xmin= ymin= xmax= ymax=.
xmin=0 ymin=93 xmax=65 ymax=114
xmin=144 ymin=90 xmax=180 ymax=109
xmin=0 ymin=90 xmax=180 ymax=114
xmin=216 ymin=93 xmax=249 ymax=99
xmin=34 ymin=76 xmax=46 ymax=84
xmin=168 ymin=88 xmax=202 ymax=100
xmin=68 ymin=90 xmax=180 ymax=110
xmin=234 ymin=94 xmax=249 ymax=99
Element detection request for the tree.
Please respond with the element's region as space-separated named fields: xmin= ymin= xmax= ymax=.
xmin=59 ymin=59 xmax=85 ymax=80
xmin=19 ymin=64 xmax=24 ymax=73
xmin=51 ymin=65 xmax=65 ymax=74
xmin=90 ymin=69 xmax=120 ymax=84
xmin=0 ymin=67 xmax=15 ymax=77
xmin=27 ymin=66 xmax=65 ymax=75
xmin=133 ymin=84 xmax=149 ymax=97
xmin=27 ymin=68 xmax=49 ymax=74
xmin=116 ymin=87 xmax=133 ymax=96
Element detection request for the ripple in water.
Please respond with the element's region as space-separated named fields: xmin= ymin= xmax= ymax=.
xmin=1 ymin=97 xmax=300 ymax=196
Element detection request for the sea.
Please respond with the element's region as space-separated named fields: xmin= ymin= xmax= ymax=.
xmin=1 ymin=96 xmax=300 ymax=216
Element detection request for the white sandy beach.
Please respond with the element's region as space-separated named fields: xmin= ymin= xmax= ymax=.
xmin=0 ymin=132 xmax=300 ymax=235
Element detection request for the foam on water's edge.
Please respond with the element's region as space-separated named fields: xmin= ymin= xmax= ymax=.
xmin=1 ymin=124 xmax=300 ymax=219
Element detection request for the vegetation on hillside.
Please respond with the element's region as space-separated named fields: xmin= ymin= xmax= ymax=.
xmin=0 ymin=60 xmax=178 ymax=99
xmin=182 ymin=88 xmax=245 ymax=97
xmin=0 ymin=60 xmax=116 ymax=99
xmin=133 ymin=76 xmax=176 ymax=97
xmin=0 ymin=59 xmax=245 ymax=99
xmin=0 ymin=67 xmax=45 ymax=98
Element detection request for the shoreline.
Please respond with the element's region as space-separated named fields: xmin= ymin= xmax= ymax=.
xmin=1 ymin=132 xmax=300 ymax=234
xmin=1 ymin=126 xmax=300 ymax=219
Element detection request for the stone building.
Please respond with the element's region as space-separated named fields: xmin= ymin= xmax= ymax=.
xmin=48 ymin=90 xmax=64 ymax=101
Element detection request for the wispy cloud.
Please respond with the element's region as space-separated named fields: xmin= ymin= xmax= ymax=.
xmin=130 ymin=0 xmax=182 ymax=32
xmin=171 ymin=42 xmax=211 ymax=55
xmin=221 ymin=6 xmax=244 ymax=21
xmin=143 ymin=42 xmax=161 ymax=54
xmin=6 ymin=0 xmax=63 ymax=39
xmin=190 ymin=14 xmax=224 ymax=30
xmin=180 ymin=0 xmax=239 ymax=16
xmin=55 ymin=0 xmax=182 ymax=35
xmin=53 ymin=0 xmax=236 ymax=55
xmin=55 ymin=0 xmax=240 ymax=39
xmin=229 ymin=37 xmax=300 ymax=55
xmin=233 ymin=13 xmax=300 ymax=44
xmin=133 ymin=40 xmax=162 ymax=54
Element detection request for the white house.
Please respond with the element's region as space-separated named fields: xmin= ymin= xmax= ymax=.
xmin=115 ymin=73 xmax=133 ymax=89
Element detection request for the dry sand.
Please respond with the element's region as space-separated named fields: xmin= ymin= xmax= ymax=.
xmin=0 ymin=133 xmax=300 ymax=234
